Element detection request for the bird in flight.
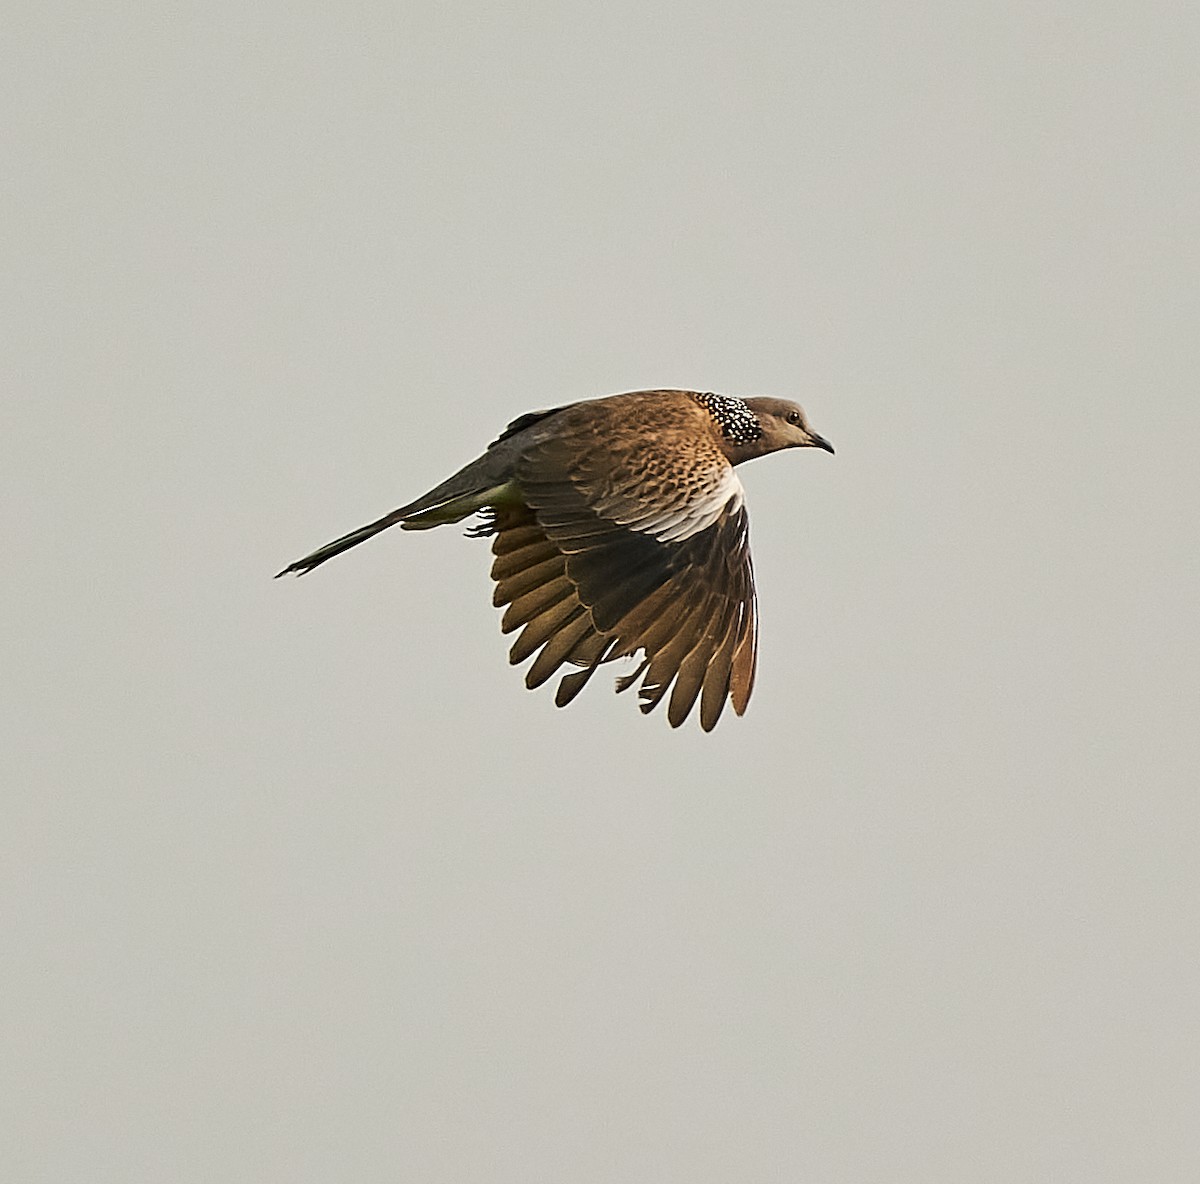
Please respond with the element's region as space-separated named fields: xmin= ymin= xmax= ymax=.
xmin=277 ymin=389 xmax=833 ymax=730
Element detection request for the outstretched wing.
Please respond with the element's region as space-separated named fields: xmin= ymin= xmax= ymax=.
xmin=488 ymin=429 xmax=758 ymax=731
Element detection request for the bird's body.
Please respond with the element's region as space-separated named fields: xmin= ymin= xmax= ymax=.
xmin=278 ymin=389 xmax=832 ymax=730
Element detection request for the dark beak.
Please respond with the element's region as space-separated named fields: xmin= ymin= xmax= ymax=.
xmin=806 ymin=431 xmax=835 ymax=455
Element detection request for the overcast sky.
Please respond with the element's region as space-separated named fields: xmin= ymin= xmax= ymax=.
xmin=5 ymin=1 xmax=1199 ymax=1180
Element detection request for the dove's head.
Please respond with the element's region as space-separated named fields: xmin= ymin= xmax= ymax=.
xmin=723 ymin=397 xmax=834 ymax=464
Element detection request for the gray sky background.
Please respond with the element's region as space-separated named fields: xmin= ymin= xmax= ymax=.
xmin=5 ymin=2 xmax=1199 ymax=1180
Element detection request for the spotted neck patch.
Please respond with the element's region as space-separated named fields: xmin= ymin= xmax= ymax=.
xmin=689 ymin=391 xmax=762 ymax=445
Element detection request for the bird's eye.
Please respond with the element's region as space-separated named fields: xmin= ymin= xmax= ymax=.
xmin=786 ymin=410 xmax=801 ymax=426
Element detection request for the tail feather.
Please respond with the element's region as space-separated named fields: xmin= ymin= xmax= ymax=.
xmin=275 ymin=480 xmax=521 ymax=577
xmin=275 ymin=509 xmax=408 ymax=577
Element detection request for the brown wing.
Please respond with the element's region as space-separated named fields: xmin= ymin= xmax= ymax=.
xmin=487 ymin=434 xmax=758 ymax=731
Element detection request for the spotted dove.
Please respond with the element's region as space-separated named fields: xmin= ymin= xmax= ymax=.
xmin=277 ymin=390 xmax=833 ymax=730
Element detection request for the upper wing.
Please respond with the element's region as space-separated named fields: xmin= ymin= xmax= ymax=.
xmin=489 ymin=430 xmax=758 ymax=730
xmin=488 ymin=403 xmax=575 ymax=447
